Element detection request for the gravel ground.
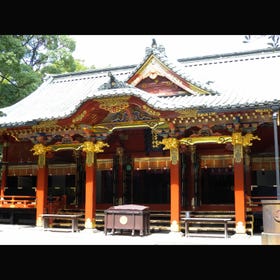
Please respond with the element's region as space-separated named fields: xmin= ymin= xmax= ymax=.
xmin=0 ymin=224 xmax=263 ymax=245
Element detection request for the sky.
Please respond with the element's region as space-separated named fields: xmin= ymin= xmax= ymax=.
xmin=70 ymin=35 xmax=269 ymax=69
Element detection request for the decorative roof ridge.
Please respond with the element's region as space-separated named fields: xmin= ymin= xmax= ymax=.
xmin=178 ymin=47 xmax=280 ymax=64
xmin=144 ymin=38 xmax=167 ymax=57
xmin=41 ymin=46 xmax=280 ymax=81
xmin=0 ymin=111 xmax=6 ymax=117
xmin=46 ymin=64 xmax=136 ymax=80
xmin=98 ymin=71 xmax=134 ymax=90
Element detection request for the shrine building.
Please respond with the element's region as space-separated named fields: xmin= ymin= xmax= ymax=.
xmin=0 ymin=39 xmax=279 ymax=235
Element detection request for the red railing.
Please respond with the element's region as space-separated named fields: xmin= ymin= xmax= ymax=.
xmin=0 ymin=195 xmax=67 ymax=212
xmin=0 ymin=195 xmax=36 ymax=208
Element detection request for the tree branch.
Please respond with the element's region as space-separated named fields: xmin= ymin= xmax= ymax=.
xmin=0 ymin=74 xmax=18 ymax=88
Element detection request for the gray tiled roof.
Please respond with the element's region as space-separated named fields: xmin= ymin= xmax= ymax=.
xmin=0 ymin=46 xmax=280 ymax=128
xmin=180 ymin=48 xmax=280 ymax=108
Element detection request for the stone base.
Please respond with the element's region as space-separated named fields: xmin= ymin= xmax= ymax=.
xmin=81 ymin=228 xmax=100 ymax=234
xmin=168 ymin=231 xmax=184 ymax=237
xmin=170 ymin=221 xmax=180 ymax=232
xmin=230 ymin=233 xmax=250 ymax=239
xmin=261 ymin=232 xmax=280 ymax=245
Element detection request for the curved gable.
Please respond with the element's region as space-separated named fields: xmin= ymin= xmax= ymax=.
xmin=126 ymin=39 xmax=216 ymax=96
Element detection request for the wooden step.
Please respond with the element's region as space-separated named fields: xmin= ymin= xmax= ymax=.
xmin=48 ymin=209 xmax=254 ymax=235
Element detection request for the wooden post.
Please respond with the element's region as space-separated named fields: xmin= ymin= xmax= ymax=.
xmin=84 ymin=161 xmax=97 ymax=229
xmin=31 ymin=143 xmax=50 ymax=227
xmin=161 ymin=138 xmax=181 ymax=232
xmin=233 ymin=152 xmax=246 ymax=233
xmin=232 ymin=132 xmax=260 ymax=234
xmin=83 ymin=141 xmax=109 ymax=230
xmin=170 ymin=159 xmax=181 ymax=232
xmin=36 ymin=166 xmax=48 ymax=227
xmin=232 ymin=133 xmax=246 ymax=234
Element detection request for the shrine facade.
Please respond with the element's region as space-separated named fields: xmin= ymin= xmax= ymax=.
xmin=0 ymin=39 xmax=280 ymax=233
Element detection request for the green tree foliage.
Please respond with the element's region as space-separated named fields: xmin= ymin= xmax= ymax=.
xmin=243 ymin=35 xmax=280 ymax=48
xmin=0 ymin=35 xmax=89 ymax=108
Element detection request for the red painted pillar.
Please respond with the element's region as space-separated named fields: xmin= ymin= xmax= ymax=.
xmin=161 ymin=138 xmax=182 ymax=232
xmin=36 ymin=165 xmax=48 ymax=226
xmin=162 ymin=138 xmax=182 ymax=233
xmin=31 ymin=144 xmax=50 ymax=227
xmin=232 ymin=133 xmax=246 ymax=234
xmin=84 ymin=162 xmax=97 ymax=229
xmin=170 ymin=159 xmax=181 ymax=232
xmin=82 ymin=141 xmax=109 ymax=229
xmin=234 ymin=158 xmax=246 ymax=233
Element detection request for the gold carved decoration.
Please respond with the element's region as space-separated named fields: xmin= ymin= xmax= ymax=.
xmin=180 ymin=135 xmax=232 ymax=146
xmin=72 ymin=110 xmax=87 ymax=123
xmin=176 ymin=109 xmax=198 ymax=118
xmin=255 ymin=109 xmax=272 ymax=113
xmin=93 ymin=120 xmax=166 ymax=134
xmin=51 ymin=143 xmax=83 ymax=152
xmin=82 ymin=141 xmax=110 ymax=167
xmin=231 ymin=132 xmax=260 ymax=163
xmin=98 ymin=97 xmax=129 ymax=113
xmin=31 ymin=144 xmax=52 ymax=168
xmin=32 ymin=120 xmax=61 ymax=130
xmin=142 ymin=105 xmax=161 ymax=116
xmin=178 ymin=133 xmax=259 ymax=148
xmin=159 ymin=138 xmax=179 ymax=165
xmin=231 ymin=132 xmax=260 ymax=147
xmin=243 ymin=133 xmax=261 ymax=146
xmin=159 ymin=132 xmax=260 ymax=165
xmin=160 ymin=138 xmax=179 ymax=150
xmin=31 ymin=143 xmax=51 ymax=155
xmin=152 ymin=129 xmax=159 ymax=148
xmin=231 ymin=132 xmax=243 ymax=145
xmin=82 ymin=141 xmax=109 ymax=153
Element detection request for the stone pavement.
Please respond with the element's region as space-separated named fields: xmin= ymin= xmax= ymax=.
xmin=0 ymin=224 xmax=264 ymax=245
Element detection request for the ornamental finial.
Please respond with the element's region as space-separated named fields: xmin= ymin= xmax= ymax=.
xmin=152 ymin=38 xmax=157 ymax=48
